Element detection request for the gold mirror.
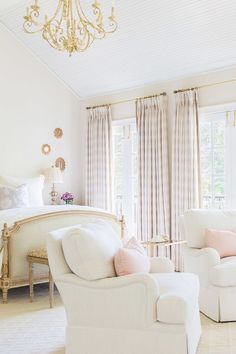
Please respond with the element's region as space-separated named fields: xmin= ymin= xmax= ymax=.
xmin=54 ymin=128 xmax=63 ymax=139
xmin=42 ymin=144 xmax=51 ymax=155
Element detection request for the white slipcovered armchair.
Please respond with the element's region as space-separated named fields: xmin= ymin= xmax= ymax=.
xmin=47 ymin=223 xmax=201 ymax=354
xmin=181 ymin=209 xmax=236 ymax=322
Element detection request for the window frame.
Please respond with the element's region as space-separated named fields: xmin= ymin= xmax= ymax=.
xmin=200 ymin=103 xmax=236 ymax=209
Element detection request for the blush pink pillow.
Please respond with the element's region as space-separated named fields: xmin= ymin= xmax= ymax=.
xmin=114 ymin=237 xmax=150 ymax=276
xmin=205 ymin=228 xmax=236 ymax=258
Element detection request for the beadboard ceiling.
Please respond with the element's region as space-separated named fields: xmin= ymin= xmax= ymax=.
xmin=1 ymin=0 xmax=236 ymax=99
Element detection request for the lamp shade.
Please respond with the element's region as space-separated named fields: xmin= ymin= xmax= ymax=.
xmin=45 ymin=166 xmax=63 ymax=184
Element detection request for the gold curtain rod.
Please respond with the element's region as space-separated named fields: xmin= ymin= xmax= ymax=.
xmin=173 ymin=87 xmax=197 ymax=94
xmin=174 ymin=78 xmax=236 ymax=94
xmin=86 ymin=77 xmax=236 ymax=109
xmin=86 ymin=92 xmax=166 ymax=110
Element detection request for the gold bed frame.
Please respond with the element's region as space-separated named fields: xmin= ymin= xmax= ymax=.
xmin=0 ymin=210 xmax=125 ymax=304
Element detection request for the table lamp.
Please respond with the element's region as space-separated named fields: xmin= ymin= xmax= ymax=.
xmin=46 ymin=166 xmax=63 ymax=205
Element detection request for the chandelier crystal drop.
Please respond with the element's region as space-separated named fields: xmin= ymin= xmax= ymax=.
xmin=23 ymin=0 xmax=117 ymax=56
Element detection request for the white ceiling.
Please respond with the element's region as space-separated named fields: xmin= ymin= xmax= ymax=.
xmin=1 ymin=0 xmax=236 ymax=99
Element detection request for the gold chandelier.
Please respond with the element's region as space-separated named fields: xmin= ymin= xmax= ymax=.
xmin=23 ymin=0 xmax=117 ymax=55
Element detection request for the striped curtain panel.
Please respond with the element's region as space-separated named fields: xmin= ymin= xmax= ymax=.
xmin=86 ymin=105 xmax=113 ymax=211
xmin=171 ymin=89 xmax=201 ymax=270
xmin=136 ymin=95 xmax=170 ymax=242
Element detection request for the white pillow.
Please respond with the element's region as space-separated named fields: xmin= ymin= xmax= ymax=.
xmin=0 ymin=184 xmax=30 ymax=210
xmin=62 ymin=220 xmax=122 ymax=281
xmin=0 ymin=175 xmax=45 ymax=207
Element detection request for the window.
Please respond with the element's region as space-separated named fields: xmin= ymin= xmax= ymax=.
xmin=112 ymin=119 xmax=138 ymax=235
xmin=200 ymin=105 xmax=236 ymax=209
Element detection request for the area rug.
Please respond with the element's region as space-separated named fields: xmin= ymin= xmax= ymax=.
xmin=1 ymin=284 xmax=236 ymax=354
xmin=0 ymin=284 xmax=65 ymax=354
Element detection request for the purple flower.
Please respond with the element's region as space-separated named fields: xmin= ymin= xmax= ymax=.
xmin=61 ymin=192 xmax=74 ymax=201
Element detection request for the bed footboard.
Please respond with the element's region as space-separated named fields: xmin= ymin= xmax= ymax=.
xmin=0 ymin=211 xmax=125 ymax=304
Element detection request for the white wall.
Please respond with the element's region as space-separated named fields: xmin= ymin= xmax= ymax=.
xmin=78 ymin=67 xmax=236 ymax=203
xmin=0 ymin=25 xmax=83 ymax=204
xmin=2 ymin=19 xmax=235 ymax=206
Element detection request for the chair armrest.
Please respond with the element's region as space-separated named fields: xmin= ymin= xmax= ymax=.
xmin=184 ymin=246 xmax=220 ymax=264
xmin=56 ymin=273 xmax=159 ymax=328
xmin=183 ymin=245 xmax=220 ymax=286
xmin=56 ymin=272 xmax=158 ymax=290
xmin=149 ymin=257 xmax=175 ymax=273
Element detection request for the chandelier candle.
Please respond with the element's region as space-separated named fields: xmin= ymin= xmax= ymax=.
xmin=23 ymin=0 xmax=117 ymax=56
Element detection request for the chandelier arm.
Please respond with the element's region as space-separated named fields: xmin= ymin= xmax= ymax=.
xmin=75 ymin=0 xmax=106 ymax=36
xmin=23 ymin=0 xmax=62 ymax=34
xmin=93 ymin=2 xmax=104 ymax=29
xmin=74 ymin=0 xmax=96 ymax=49
xmin=45 ymin=1 xmax=69 ymax=52
xmin=69 ymin=0 xmax=75 ymax=44
xmin=47 ymin=0 xmax=64 ymax=24
xmin=44 ymin=22 xmax=65 ymax=51
xmin=23 ymin=5 xmax=43 ymax=33
xmin=55 ymin=2 xmax=65 ymax=37
xmin=91 ymin=1 xmax=117 ymax=34
xmin=64 ymin=0 xmax=70 ymax=45
xmin=43 ymin=15 xmax=64 ymax=51
xmin=65 ymin=0 xmax=89 ymax=54
xmin=43 ymin=32 xmax=64 ymax=51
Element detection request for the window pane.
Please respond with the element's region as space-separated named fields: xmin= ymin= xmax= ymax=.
xmin=213 ymin=120 xmax=225 ymax=146
xmin=200 ymin=120 xmax=211 ymax=147
xmin=113 ymin=126 xmax=124 ymax=153
xmin=213 ymin=176 xmax=225 ymax=208
xmin=213 ymin=176 xmax=225 ymax=196
xmin=201 ymin=149 xmax=211 ymax=176
xmin=200 ymin=112 xmax=226 ymax=209
xmin=202 ymin=174 xmax=212 ymax=197
xmin=213 ymin=148 xmax=225 ymax=175
xmin=113 ymin=126 xmax=125 ymax=203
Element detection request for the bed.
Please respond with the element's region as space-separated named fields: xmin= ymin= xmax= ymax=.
xmin=0 ymin=205 xmax=125 ymax=303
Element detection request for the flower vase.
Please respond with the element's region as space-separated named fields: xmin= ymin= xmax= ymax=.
xmin=65 ymin=200 xmax=73 ymax=205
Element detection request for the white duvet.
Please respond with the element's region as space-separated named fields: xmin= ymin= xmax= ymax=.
xmin=0 ymin=205 xmax=108 ymax=232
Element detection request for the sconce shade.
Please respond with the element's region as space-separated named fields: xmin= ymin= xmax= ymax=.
xmin=45 ymin=166 xmax=63 ymax=184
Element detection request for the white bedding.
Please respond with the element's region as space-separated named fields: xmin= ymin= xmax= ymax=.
xmin=0 ymin=205 xmax=108 ymax=232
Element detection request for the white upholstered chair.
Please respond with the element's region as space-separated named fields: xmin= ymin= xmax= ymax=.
xmin=47 ymin=223 xmax=201 ymax=354
xmin=181 ymin=209 xmax=236 ymax=322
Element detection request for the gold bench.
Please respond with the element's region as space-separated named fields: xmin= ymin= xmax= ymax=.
xmin=27 ymin=247 xmax=54 ymax=308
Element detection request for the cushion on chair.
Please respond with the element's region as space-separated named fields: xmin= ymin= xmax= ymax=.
xmin=28 ymin=247 xmax=48 ymax=259
xmin=149 ymin=257 xmax=175 ymax=273
xmin=183 ymin=210 xmax=236 ymax=248
xmin=114 ymin=237 xmax=150 ymax=276
xmin=62 ymin=220 xmax=122 ymax=281
xmin=209 ymin=256 xmax=236 ymax=287
xmin=152 ymin=273 xmax=199 ymax=324
xmin=205 ymin=228 xmax=236 ymax=258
